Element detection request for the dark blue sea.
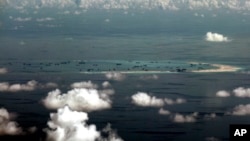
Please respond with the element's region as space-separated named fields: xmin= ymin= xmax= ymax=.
xmin=1 ymin=1 xmax=250 ymax=141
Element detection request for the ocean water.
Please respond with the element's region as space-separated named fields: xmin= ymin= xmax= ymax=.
xmin=1 ymin=1 xmax=250 ymax=141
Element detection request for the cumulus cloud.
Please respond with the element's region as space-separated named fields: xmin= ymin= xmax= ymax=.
xmin=71 ymin=81 xmax=98 ymax=89
xmin=171 ymin=112 xmax=198 ymax=123
xmin=102 ymin=81 xmax=112 ymax=88
xmin=159 ymin=105 xmax=217 ymax=123
xmin=215 ymin=89 xmax=250 ymax=117
xmin=216 ymin=87 xmax=250 ymax=98
xmin=0 ymin=80 xmax=38 ymax=92
xmin=131 ymin=92 xmax=165 ymax=107
xmin=131 ymin=92 xmax=186 ymax=107
xmin=105 ymin=72 xmax=126 ymax=81
xmin=100 ymin=123 xmax=124 ymax=141
xmin=100 ymin=81 xmax=115 ymax=95
xmin=205 ymin=32 xmax=229 ymax=42
xmin=228 ymin=104 xmax=250 ymax=116
xmin=42 ymin=88 xmax=112 ymax=112
xmin=0 ymin=108 xmax=23 ymax=135
xmin=0 ymin=68 xmax=8 ymax=74
xmin=99 ymin=89 xmax=115 ymax=96
xmin=36 ymin=17 xmax=54 ymax=22
xmin=233 ymin=87 xmax=250 ymax=98
xmin=159 ymin=108 xmax=217 ymax=123
xmin=13 ymin=17 xmax=32 ymax=22
xmin=45 ymin=106 xmax=100 ymax=141
xmin=158 ymin=108 xmax=171 ymax=115
xmin=204 ymin=113 xmax=217 ymax=120
xmin=188 ymin=0 xmax=218 ymax=10
xmin=0 ymin=80 xmax=57 ymax=92
xmin=45 ymin=106 xmax=123 ymax=141
xmin=44 ymin=82 xmax=58 ymax=88
xmin=216 ymin=90 xmax=231 ymax=97
xmin=164 ymin=98 xmax=186 ymax=105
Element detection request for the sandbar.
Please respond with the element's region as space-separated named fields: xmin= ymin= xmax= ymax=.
xmin=191 ymin=64 xmax=241 ymax=73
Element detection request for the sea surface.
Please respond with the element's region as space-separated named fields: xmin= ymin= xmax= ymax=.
xmin=1 ymin=3 xmax=250 ymax=141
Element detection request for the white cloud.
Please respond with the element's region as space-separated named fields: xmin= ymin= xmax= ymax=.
xmin=162 ymin=98 xmax=175 ymax=105
xmin=71 ymin=81 xmax=98 ymax=89
xmin=45 ymin=106 xmax=123 ymax=141
xmin=188 ymin=0 xmax=219 ymax=10
xmin=0 ymin=83 xmax=9 ymax=92
xmin=105 ymin=72 xmax=126 ymax=81
xmin=0 ymin=80 xmax=38 ymax=92
xmin=176 ymin=98 xmax=186 ymax=104
xmin=99 ymin=89 xmax=115 ymax=95
xmin=13 ymin=17 xmax=32 ymax=22
xmin=35 ymin=0 xmax=75 ymax=8
xmin=45 ymin=106 xmax=100 ymax=141
xmin=102 ymin=81 xmax=112 ymax=88
xmin=36 ymin=17 xmax=54 ymax=22
xmin=0 ymin=108 xmax=23 ymax=135
xmin=216 ymin=90 xmax=231 ymax=97
xmin=159 ymin=108 xmax=217 ymax=123
xmin=205 ymin=32 xmax=229 ymax=42
xmin=158 ymin=108 xmax=171 ymax=115
xmin=164 ymin=98 xmax=186 ymax=105
xmin=0 ymin=68 xmax=8 ymax=74
xmin=172 ymin=112 xmax=198 ymax=123
xmin=228 ymin=104 xmax=250 ymax=116
xmin=42 ymin=88 xmax=112 ymax=112
xmin=44 ymin=82 xmax=58 ymax=88
xmin=233 ymin=87 xmax=250 ymax=98
xmin=131 ymin=92 xmax=186 ymax=107
xmin=204 ymin=113 xmax=217 ymax=120
xmin=0 ymin=80 xmax=58 ymax=92
xmin=131 ymin=92 xmax=165 ymax=107
xmin=101 ymin=123 xmax=124 ymax=141
xmin=216 ymin=87 xmax=250 ymax=98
